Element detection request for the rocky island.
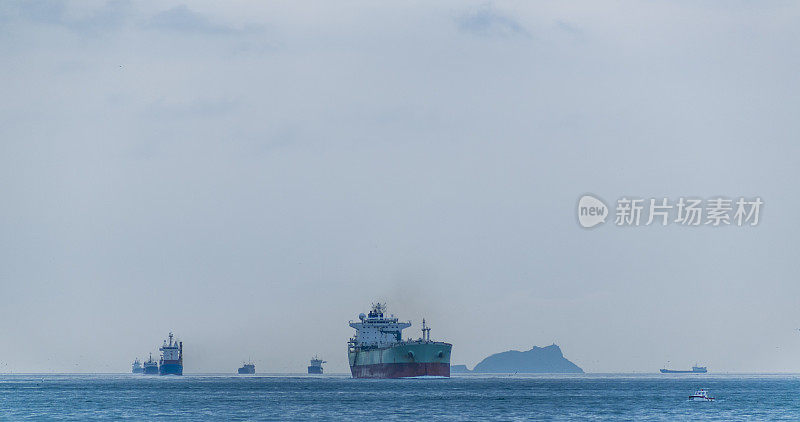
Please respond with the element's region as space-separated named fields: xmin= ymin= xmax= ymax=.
xmin=452 ymin=344 xmax=583 ymax=374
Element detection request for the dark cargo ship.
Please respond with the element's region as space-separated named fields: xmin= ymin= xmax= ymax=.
xmin=308 ymin=356 xmax=325 ymax=374
xmin=143 ymin=353 xmax=159 ymax=375
xmin=238 ymin=362 xmax=255 ymax=374
xmin=131 ymin=358 xmax=144 ymax=374
xmin=660 ymin=365 xmax=707 ymax=374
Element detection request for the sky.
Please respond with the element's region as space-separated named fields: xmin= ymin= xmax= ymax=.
xmin=1 ymin=0 xmax=799 ymax=373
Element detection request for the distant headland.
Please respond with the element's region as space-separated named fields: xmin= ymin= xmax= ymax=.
xmin=452 ymin=344 xmax=584 ymax=374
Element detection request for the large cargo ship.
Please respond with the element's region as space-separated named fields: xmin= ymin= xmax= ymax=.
xmin=308 ymin=356 xmax=325 ymax=374
xmin=347 ymin=303 xmax=452 ymax=379
xmin=159 ymin=333 xmax=183 ymax=376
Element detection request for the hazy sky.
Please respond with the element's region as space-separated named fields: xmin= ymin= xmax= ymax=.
xmin=1 ymin=0 xmax=799 ymax=373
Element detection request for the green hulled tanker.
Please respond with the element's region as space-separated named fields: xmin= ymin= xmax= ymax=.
xmin=348 ymin=303 xmax=452 ymax=378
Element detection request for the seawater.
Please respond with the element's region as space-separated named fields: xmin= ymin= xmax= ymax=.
xmin=2 ymin=374 xmax=800 ymax=420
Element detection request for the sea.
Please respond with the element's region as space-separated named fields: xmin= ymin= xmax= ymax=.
xmin=2 ymin=373 xmax=800 ymax=420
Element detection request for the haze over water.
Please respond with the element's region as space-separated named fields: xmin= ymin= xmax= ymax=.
xmin=1 ymin=0 xmax=799 ymax=376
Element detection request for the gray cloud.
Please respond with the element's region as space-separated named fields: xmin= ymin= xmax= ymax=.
xmin=1 ymin=0 xmax=133 ymax=34
xmin=1 ymin=0 xmax=66 ymax=25
xmin=555 ymin=20 xmax=582 ymax=37
xmin=1 ymin=1 xmax=243 ymax=36
xmin=145 ymin=5 xmax=236 ymax=34
xmin=455 ymin=3 xmax=529 ymax=38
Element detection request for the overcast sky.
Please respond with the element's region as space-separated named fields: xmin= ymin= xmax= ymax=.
xmin=1 ymin=0 xmax=799 ymax=373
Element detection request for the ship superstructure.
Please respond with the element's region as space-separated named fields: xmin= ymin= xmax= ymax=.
xmin=308 ymin=356 xmax=326 ymax=374
xmin=348 ymin=303 xmax=451 ymax=378
xmin=131 ymin=358 xmax=144 ymax=374
xmin=143 ymin=353 xmax=159 ymax=375
xmin=159 ymin=332 xmax=183 ymax=376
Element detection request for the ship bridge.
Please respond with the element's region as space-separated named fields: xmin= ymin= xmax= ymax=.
xmin=349 ymin=303 xmax=411 ymax=349
xmin=159 ymin=332 xmax=182 ymax=362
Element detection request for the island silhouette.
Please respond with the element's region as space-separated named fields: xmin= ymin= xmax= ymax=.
xmin=452 ymin=344 xmax=583 ymax=374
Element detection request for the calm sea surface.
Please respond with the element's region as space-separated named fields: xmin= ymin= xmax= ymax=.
xmin=2 ymin=374 xmax=800 ymax=420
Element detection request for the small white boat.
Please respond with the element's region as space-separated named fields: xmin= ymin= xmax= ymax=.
xmin=689 ymin=389 xmax=715 ymax=401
